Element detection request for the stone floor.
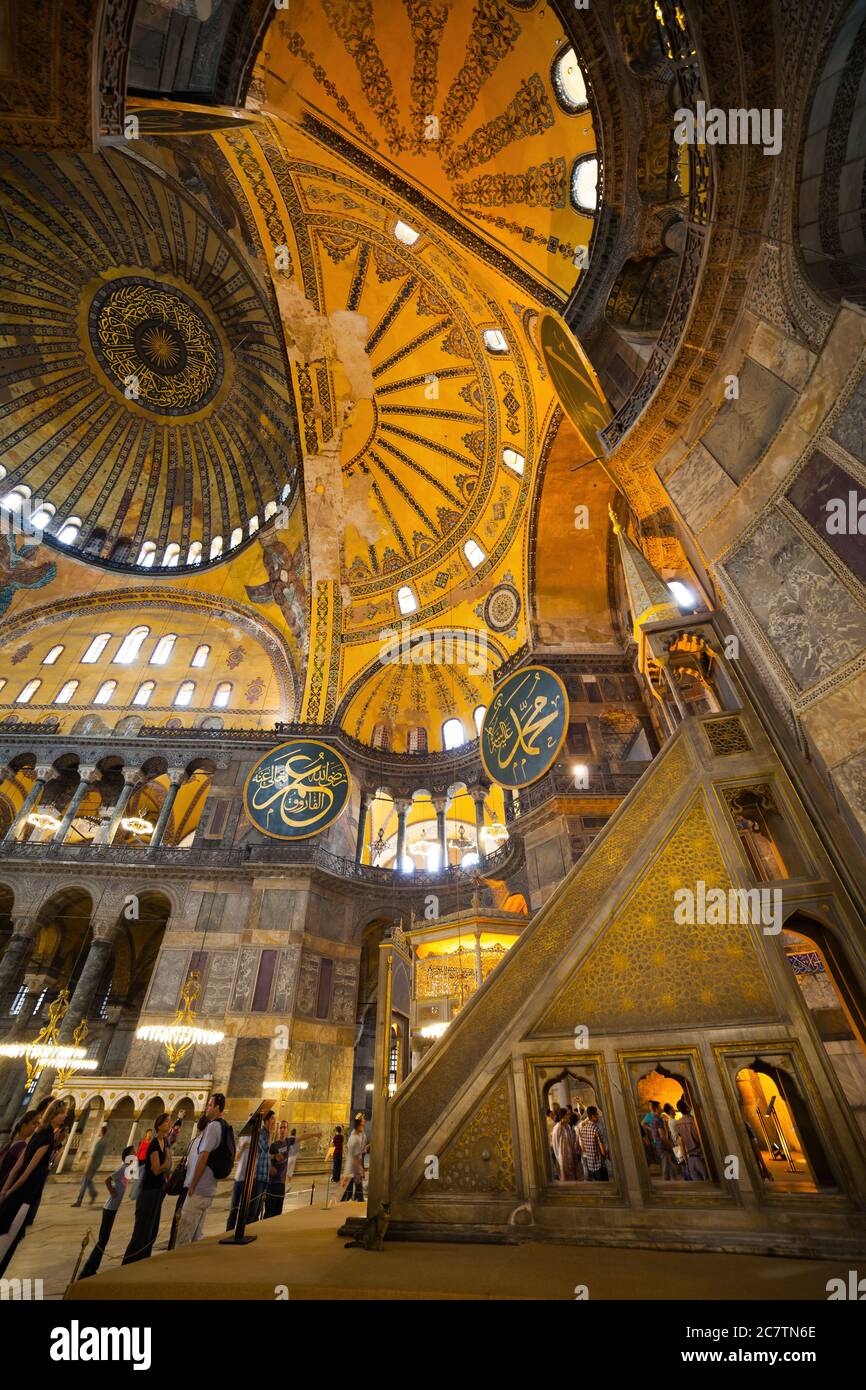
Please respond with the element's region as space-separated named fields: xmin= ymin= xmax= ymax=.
xmin=3 ymin=1169 xmax=336 ymax=1299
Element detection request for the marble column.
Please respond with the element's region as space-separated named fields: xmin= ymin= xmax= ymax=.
xmin=355 ymin=790 xmax=368 ymax=864
xmin=0 ymin=915 xmax=40 ymax=1017
xmin=147 ymin=769 xmax=185 ymax=854
xmin=29 ymin=919 xmax=119 ymax=1108
xmin=432 ymin=796 xmax=447 ymax=871
xmin=473 ymin=930 xmax=483 ymax=989
xmin=394 ymin=799 xmax=409 ymax=872
xmin=105 ymin=768 xmax=142 ymax=844
xmin=1 ymin=764 xmax=54 ymax=844
xmin=53 ymin=767 xmax=99 ymax=844
xmin=470 ymin=785 xmax=487 ymax=855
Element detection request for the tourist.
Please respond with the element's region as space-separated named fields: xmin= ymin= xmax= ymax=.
xmin=650 ymin=1100 xmax=676 ymax=1180
xmin=329 ymin=1125 xmax=344 ymax=1186
xmin=122 ymin=1111 xmax=171 ymax=1263
xmin=340 ymin=1114 xmax=367 ymax=1201
xmin=136 ymin=1128 xmax=153 ymax=1164
xmin=284 ymin=1126 xmax=315 ymax=1188
xmin=79 ymin=1145 xmax=135 ymax=1278
xmin=266 ymin=1119 xmax=290 ymax=1218
xmin=175 ymin=1093 xmax=229 ymax=1245
xmin=0 ymin=1111 xmax=40 ymax=1189
xmin=552 ymin=1107 xmax=580 ymax=1181
xmin=663 ymin=1102 xmax=687 ymax=1180
xmin=744 ymin=1118 xmax=774 ymax=1182
xmin=71 ymin=1121 xmax=109 ymax=1207
xmin=671 ymin=1102 xmax=707 ymax=1181
xmin=577 ymin=1106 xmax=609 ymax=1181
xmin=0 ymin=1098 xmax=67 ymax=1277
xmin=167 ymin=1115 xmax=207 ymax=1250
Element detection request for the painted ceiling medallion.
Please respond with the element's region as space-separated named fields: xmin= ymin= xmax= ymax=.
xmin=483 ymin=582 xmax=521 ymax=633
xmin=88 ymin=278 xmax=223 ymax=415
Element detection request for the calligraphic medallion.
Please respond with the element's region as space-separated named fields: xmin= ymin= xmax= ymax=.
xmin=479 ymin=665 xmax=569 ymax=790
xmin=538 ymin=312 xmax=611 ymax=453
xmin=243 ymin=740 xmax=351 ymax=840
xmin=88 ymin=276 xmax=223 ymax=415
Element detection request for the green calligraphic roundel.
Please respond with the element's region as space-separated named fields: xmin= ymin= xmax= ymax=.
xmin=243 ymin=740 xmax=351 ymax=840
xmin=480 ymin=666 xmax=569 ymax=789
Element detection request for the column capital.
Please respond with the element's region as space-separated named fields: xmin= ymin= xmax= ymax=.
xmin=432 ymin=795 xmax=448 ymax=813
xmin=79 ymin=766 xmax=102 ymax=784
xmin=120 ymin=767 xmax=145 ymax=787
xmin=90 ymin=917 xmax=122 ymax=944
xmin=468 ymin=784 xmax=488 ymax=803
xmin=9 ymin=913 xmax=39 ymax=939
xmin=33 ymin=764 xmax=56 ymax=783
xmin=166 ymin=767 xmax=187 ymax=787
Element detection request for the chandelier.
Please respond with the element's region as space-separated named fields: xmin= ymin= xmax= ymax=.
xmin=447 ymin=824 xmax=472 ymax=853
xmin=479 ymin=815 xmax=508 ymax=852
xmin=263 ymin=1046 xmax=308 ymax=1092
xmin=135 ymin=971 xmax=224 ymax=1073
xmin=0 ymin=990 xmax=97 ymax=1087
xmin=27 ymin=812 xmax=61 ymax=831
xmin=419 ymin=1021 xmax=449 ymax=1040
xmin=121 ymin=816 xmax=154 ymax=837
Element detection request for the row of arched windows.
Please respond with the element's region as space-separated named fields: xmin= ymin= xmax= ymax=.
xmin=8 ymin=677 xmax=233 ymax=709
xmin=0 ymin=475 xmax=294 ymax=563
xmin=71 ymin=631 xmax=210 ymax=667
xmin=372 ymin=707 xmax=486 ymax=753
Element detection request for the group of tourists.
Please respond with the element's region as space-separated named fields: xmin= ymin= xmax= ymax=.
xmin=0 ymin=1094 xmax=371 ymax=1282
xmin=640 ymin=1098 xmax=708 ymax=1180
xmin=547 ymin=1103 xmax=610 ymax=1182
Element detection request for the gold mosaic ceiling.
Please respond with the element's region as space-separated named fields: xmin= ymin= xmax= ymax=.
xmin=255 ymin=0 xmax=598 ymax=303
xmin=0 ymin=146 xmax=301 ymax=573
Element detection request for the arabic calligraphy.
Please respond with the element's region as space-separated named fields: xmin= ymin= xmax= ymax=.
xmin=244 ymin=741 xmax=351 ymax=839
xmin=480 ymin=666 xmax=568 ymax=788
xmin=89 ymin=277 xmax=223 ymax=415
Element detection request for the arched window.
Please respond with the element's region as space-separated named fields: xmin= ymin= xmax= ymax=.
xmin=1 ymin=484 xmax=30 ymax=514
xmin=552 ymin=46 xmax=588 ymax=112
xmin=502 ymin=448 xmax=525 ymax=475
xmin=29 ymin=501 xmax=55 ymax=531
xmin=82 ymin=633 xmax=111 ymax=664
xmin=212 ymin=681 xmax=232 ymax=709
xmin=407 ymin=726 xmax=428 ymax=753
xmin=264 ymin=500 xmax=278 ymax=521
xmin=162 ymin=543 xmax=180 ymax=568
xmin=57 ymin=516 xmax=82 ymax=545
xmin=113 ymin=626 xmax=149 ymax=665
xmin=248 ymin=515 xmax=259 ymax=536
xmin=187 ymin=541 xmax=202 ymax=565
xmin=137 ymin=541 xmax=157 ymax=568
xmin=571 ymin=155 xmax=599 ymax=213
xmin=43 ymin=645 xmax=64 ymax=665
xmin=54 ymin=679 xmax=79 ymax=705
xmin=174 ymin=680 xmax=195 ymax=707
xmin=93 ymin=680 xmax=117 ymax=705
xmin=483 ymin=328 xmax=508 ymax=354
xmin=394 ymin=219 xmax=419 ymax=246
xmin=396 ymin=584 xmax=418 ymax=615
xmin=372 ymin=722 xmax=391 ymax=751
xmin=150 ymin=633 xmax=176 ymax=665
xmin=191 ymin=644 xmax=210 ymax=668
xmin=473 ymin=704 xmax=487 ymax=736
xmin=133 ymin=680 xmax=155 ymax=707
xmin=463 ymin=537 xmax=485 ymax=569
xmin=209 ymin=535 xmax=223 ymax=560
xmin=443 ymin=717 xmax=465 ymax=750
xmin=15 ymin=678 xmax=41 ymax=704
xmin=229 ymin=527 xmax=243 ymax=549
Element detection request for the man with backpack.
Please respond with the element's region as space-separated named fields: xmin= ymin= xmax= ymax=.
xmin=174 ymin=1093 xmax=233 ymax=1246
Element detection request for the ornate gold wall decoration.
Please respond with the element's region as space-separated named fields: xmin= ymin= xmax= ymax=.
xmin=534 ymin=796 xmax=776 ymax=1036
xmin=414 ymin=1070 xmax=516 ymax=1195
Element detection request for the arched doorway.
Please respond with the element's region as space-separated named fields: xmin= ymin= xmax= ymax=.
xmin=783 ymin=912 xmax=866 ymax=1142
xmin=735 ymin=1060 xmax=835 ymax=1192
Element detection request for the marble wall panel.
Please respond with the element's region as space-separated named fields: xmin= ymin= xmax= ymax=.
xmin=201 ymin=951 xmax=237 ymax=1014
xmin=145 ymin=949 xmax=188 ymax=1013
xmin=662 ymin=442 xmax=737 ymax=531
xmin=702 ymin=358 xmax=796 ymax=483
xmin=725 ymin=509 xmax=866 ymax=689
xmin=272 ymin=945 xmax=301 ymax=1013
xmin=296 ymin=953 xmax=320 ymax=1018
xmin=331 ymin=959 xmax=359 ymax=1025
xmin=230 ymin=947 xmax=259 ymax=1012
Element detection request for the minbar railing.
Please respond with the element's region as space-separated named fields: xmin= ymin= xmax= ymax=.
xmin=505 ymin=766 xmax=646 ymax=821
